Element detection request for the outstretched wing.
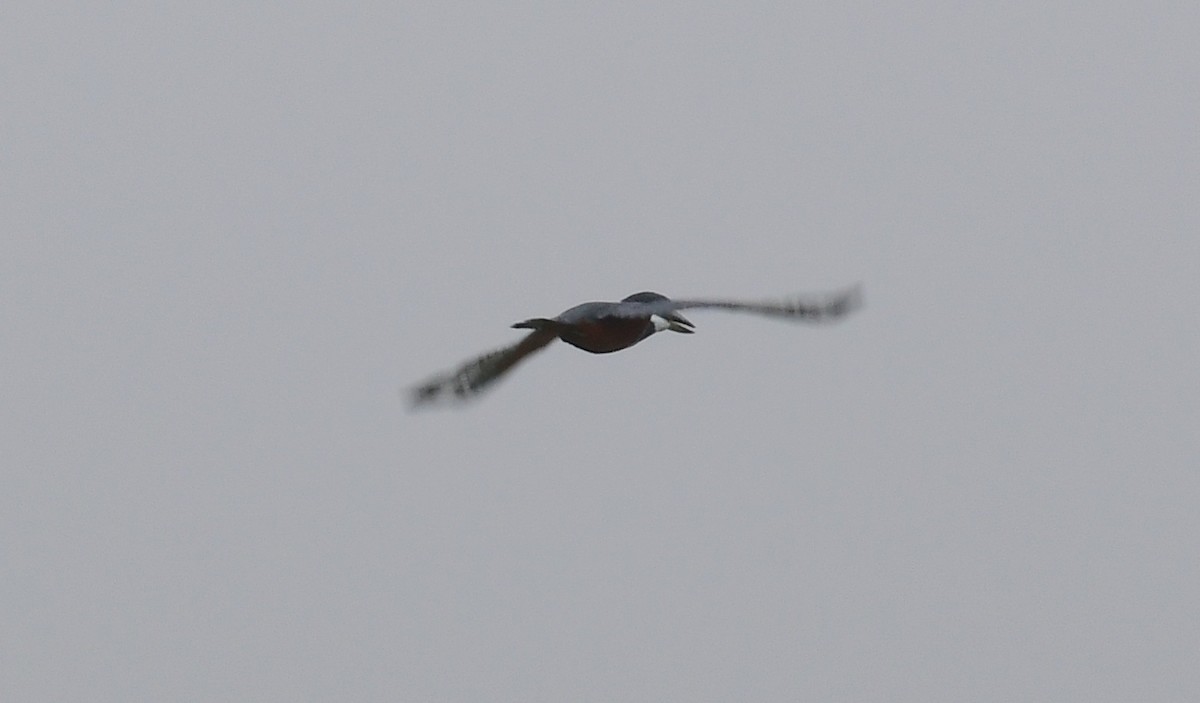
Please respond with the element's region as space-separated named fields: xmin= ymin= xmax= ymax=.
xmin=611 ymin=284 xmax=863 ymax=322
xmin=409 ymin=330 xmax=557 ymax=407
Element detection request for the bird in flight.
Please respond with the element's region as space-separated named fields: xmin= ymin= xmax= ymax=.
xmin=410 ymin=285 xmax=862 ymax=407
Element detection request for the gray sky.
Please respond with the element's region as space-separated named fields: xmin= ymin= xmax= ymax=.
xmin=4 ymin=2 xmax=1198 ymax=701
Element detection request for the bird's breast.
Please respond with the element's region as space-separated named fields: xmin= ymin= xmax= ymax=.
xmin=558 ymin=317 xmax=652 ymax=354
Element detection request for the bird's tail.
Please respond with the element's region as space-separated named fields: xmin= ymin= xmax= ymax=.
xmin=511 ymin=317 xmax=558 ymax=331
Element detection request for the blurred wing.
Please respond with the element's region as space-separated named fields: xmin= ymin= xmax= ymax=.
xmin=610 ymin=284 xmax=863 ymax=322
xmin=409 ymin=330 xmax=557 ymax=407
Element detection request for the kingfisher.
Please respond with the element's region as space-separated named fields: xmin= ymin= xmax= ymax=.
xmin=410 ymin=285 xmax=861 ymax=406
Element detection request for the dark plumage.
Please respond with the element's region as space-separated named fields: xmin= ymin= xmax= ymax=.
xmin=410 ymin=285 xmax=862 ymax=406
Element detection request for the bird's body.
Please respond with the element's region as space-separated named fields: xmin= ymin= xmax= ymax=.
xmin=410 ymin=286 xmax=860 ymax=406
xmin=550 ymin=313 xmax=657 ymax=354
xmin=512 ymin=292 xmax=696 ymax=354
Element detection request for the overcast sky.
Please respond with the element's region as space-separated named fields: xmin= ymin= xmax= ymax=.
xmin=4 ymin=3 xmax=1198 ymax=701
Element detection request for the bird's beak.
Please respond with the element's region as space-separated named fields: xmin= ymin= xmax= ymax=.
xmin=665 ymin=312 xmax=694 ymax=334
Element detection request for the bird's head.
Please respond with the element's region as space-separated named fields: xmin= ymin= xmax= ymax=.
xmin=622 ymin=292 xmax=694 ymax=334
